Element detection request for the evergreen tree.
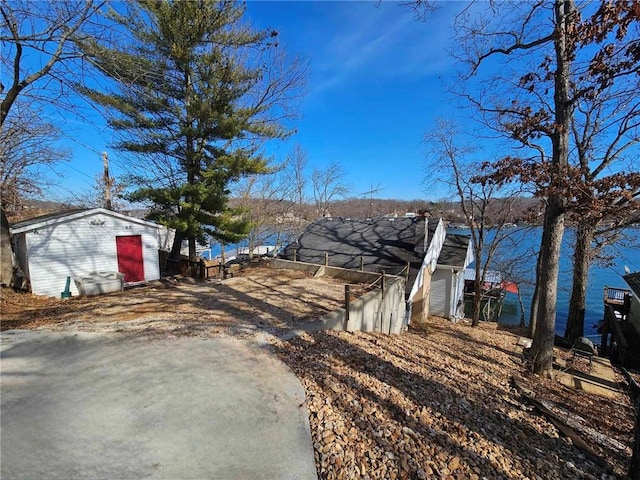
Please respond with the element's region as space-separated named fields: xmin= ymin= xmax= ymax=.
xmin=78 ymin=0 xmax=303 ymax=259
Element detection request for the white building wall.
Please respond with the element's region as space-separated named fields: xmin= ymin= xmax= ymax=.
xmin=450 ymin=269 xmax=466 ymax=320
xmin=450 ymin=241 xmax=475 ymax=320
xmin=24 ymin=211 xmax=160 ymax=297
xmin=430 ymin=266 xmax=466 ymax=320
xmin=408 ymin=219 xmax=446 ymax=302
xmin=425 ymin=220 xmax=447 ymax=274
xmin=429 ymin=268 xmax=451 ymax=318
xmin=157 ymin=225 xmax=175 ymax=251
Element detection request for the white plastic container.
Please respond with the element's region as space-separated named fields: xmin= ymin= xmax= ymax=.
xmin=74 ymin=272 xmax=125 ymax=296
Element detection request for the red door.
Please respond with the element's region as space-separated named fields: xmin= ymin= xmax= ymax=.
xmin=116 ymin=235 xmax=145 ymax=283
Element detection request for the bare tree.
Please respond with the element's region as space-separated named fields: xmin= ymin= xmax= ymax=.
xmin=287 ymin=145 xmax=309 ymax=208
xmin=311 ymin=162 xmax=350 ymax=217
xmin=233 ymin=167 xmax=296 ymax=258
xmin=0 ymin=105 xmax=69 ymax=213
xmin=563 ymin=82 xmax=640 ymax=343
xmin=233 ymin=145 xmax=319 ymax=255
xmin=444 ymin=0 xmax=640 ymax=374
xmin=0 ymin=0 xmax=103 ymax=285
xmin=0 ymin=103 xmax=70 ymax=285
xmin=492 ymin=243 xmax=539 ymax=329
xmin=0 ymin=0 xmax=104 ymax=126
xmin=425 ymin=119 xmax=524 ymax=327
xmin=73 ymin=172 xmax=128 ymax=211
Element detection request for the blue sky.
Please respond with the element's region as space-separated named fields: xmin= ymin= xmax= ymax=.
xmin=50 ymin=1 xmax=466 ymax=203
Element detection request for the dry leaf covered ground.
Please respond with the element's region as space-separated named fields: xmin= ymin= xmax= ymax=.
xmin=1 ymin=267 xmax=636 ymax=479
xmin=272 ymin=320 xmax=634 ymax=480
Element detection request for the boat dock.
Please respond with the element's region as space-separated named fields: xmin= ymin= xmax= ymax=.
xmin=599 ymin=285 xmax=640 ymax=369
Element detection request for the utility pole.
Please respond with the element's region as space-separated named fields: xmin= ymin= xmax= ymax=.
xmin=102 ymin=152 xmax=114 ymax=210
xmin=359 ymin=183 xmax=383 ymax=218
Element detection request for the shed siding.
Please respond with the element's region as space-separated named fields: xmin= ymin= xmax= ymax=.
xmin=407 ymin=219 xmax=446 ymax=301
xmin=450 ymin=270 xmax=465 ymax=320
xmin=157 ymin=225 xmax=175 ymax=252
xmin=25 ymin=211 xmax=160 ymax=297
xmin=429 ymin=269 xmax=451 ymax=318
xmin=425 ymin=220 xmax=446 ymax=274
xmin=450 ymin=241 xmax=474 ymax=320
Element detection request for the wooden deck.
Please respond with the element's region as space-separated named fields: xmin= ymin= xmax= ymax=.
xmin=603 ymin=286 xmax=631 ymax=307
xmin=600 ymin=303 xmax=640 ymax=369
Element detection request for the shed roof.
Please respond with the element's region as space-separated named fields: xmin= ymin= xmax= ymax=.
xmin=280 ymin=216 xmax=439 ymax=290
xmin=10 ymin=208 xmax=160 ymax=234
xmin=624 ymin=272 xmax=640 ymax=297
xmin=464 ymin=268 xmax=503 ymax=284
xmin=436 ymin=233 xmax=471 ymax=268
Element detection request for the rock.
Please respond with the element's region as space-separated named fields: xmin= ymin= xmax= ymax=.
xmin=448 ymin=456 xmax=460 ymax=472
xmin=402 ymin=426 xmax=418 ymax=439
xmin=323 ymin=433 xmax=336 ymax=444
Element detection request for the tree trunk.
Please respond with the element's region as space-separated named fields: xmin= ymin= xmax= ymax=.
xmin=0 ymin=207 xmax=13 ymax=287
xmin=532 ymin=201 xmax=565 ymax=373
xmin=518 ymin=286 xmax=526 ymax=327
xmin=472 ymin=260 xmax=482 ymax=326
xmin=530 ymin=0 xmax=574 ymax=374
xmin=185 ymin=67 xmax=197 ymax=262
xmin=564 ymin=222 xmax=594 ymax=343
xmin=169 ymin=231 xmax=184 ymax=262
xmin=529 ymin=248 xmax=542 ymax=337
xmin=188 ymin=236 xmax=197 ymax=261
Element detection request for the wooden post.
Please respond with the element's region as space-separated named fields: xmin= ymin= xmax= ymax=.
xmin=344 ymin=284 xmax=350 ymax=330
xmin=293 ymin=249 xmax=297 ymax=262
xmin=325 ymin=252 xmax=329 ymax=266
xmin=381 ymin=271 xmax=386 ymax=333
xmin=360 ymin=256 xmax=364 ymax=271
xmin=102 ymin=152 xmax=114 ymax=211
xmin=601 ymin=307 xmax=611 ymax=356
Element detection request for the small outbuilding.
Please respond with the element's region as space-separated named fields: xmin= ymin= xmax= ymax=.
xmin=428 ymin=234 xmax=474 ymax=320
xmin=279 ymin=215 xmax=473 ymax=323
xmin=10 ymin=208 xmax=162 ymax=298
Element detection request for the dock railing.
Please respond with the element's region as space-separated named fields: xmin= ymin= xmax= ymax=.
xmin=603 ymin=286 xmax=631 ymax=306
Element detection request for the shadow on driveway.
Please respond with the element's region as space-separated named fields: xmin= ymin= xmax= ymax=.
xmin=1 ymin=330 xmax=317 ymax=480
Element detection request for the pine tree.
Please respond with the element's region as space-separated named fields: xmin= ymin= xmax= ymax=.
xmin=78 ymin=0 xmax=302 ymax=259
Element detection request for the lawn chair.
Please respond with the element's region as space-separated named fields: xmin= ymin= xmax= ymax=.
xmin=570 ymin=337 xmax=595 ymax=367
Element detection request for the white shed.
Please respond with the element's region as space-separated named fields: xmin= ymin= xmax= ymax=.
xmin=10 ymin=208 xmax=162 ymax=298
xmin=429 ymin=233 xmax=474 ymax=320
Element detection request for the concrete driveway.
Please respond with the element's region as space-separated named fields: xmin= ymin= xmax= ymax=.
xmin=1 ymin=330 xmax=317 ymax=480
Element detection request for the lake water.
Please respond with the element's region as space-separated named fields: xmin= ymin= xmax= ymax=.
xmin=488 ymin=226 xmax=640 ymax=339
